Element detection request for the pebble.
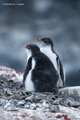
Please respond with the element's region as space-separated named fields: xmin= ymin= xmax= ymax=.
xmin=4 ymin=100 xmax=11 ymax=109
xmin=1 ymin=72 xmax=80 ymax=113
xmin=36 ymin=93 xmax=47 ymax=100
xmin=3 ymin=88 xmax=13 ymax=96
xmin=59 ymin=98 xmax=80 ymax=107
xmin=16 ymin=100 xmax=25 ymax=107
xmin=49 ymin=105 xmax=60 ymax=112
xmin=17 ymin=100 xmax=25 ymax=106
xmin=5 ymin=106 xmax=18 ymax=111
xmin=53 ymin=99 xmax=59 ymax=105
xmin=59 ymin=98 xmax=69 ymax=107
xmin=36 ymin=103 xmax=42 ymax=108
xmin=47 ymin=94 xmax=56 ymax=100
xmin=21 ymin=91 xmax=29 ymax=96
xmin=25 ymin=95 xmax=35 ymax=101
xmin=0 ymin=99 xmax=8 ymax=106
xmin=68 ymin=100 xmax=80 ymax=107
xmin=3 ymin=99 xmax=18 ymax=111
xmin=0 ymin=78 xmax=4 ymax=83
xmin=34 ymin=95 xmax=41 ymax=101
xmin=30 ymin=103 xmax=36 ymax=110
xmin=42 ymin=100 xmax=49 ymax=108
xmin=25 ymin=104 xmax=30 ymax=109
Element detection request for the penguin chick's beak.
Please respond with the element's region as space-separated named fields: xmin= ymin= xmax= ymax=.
xmin=36 ymin=38 xmax=42 ymax=42
xmin=23 ymin=44 xmax=27 ymax=48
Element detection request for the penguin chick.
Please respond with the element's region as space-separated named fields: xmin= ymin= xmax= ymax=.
xmin=23 ymin=44 xmax=58 ymax=94
xmin=36 ymin=37 xmax=65 ymax=88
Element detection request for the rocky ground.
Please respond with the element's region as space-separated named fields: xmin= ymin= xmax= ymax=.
xmin=0 ymin=66 xmax=80 ymax=120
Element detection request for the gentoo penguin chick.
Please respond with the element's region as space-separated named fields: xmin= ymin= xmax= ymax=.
xmin=36 ymin=37 xmax=65 ymax=88
xmin=23 ymin=44 xmax=58 ymax=93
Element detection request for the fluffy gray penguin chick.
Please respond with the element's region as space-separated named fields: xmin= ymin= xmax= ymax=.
xmin=23 ymin=43 xmax=58 ymax=94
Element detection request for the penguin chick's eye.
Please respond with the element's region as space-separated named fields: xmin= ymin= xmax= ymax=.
xmin=44 ymin=40 xmax=48 ymax=43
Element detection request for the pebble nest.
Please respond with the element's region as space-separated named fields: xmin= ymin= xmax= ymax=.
xmin=0 ymin=74 xmax=59 ymax=111
xmin=0 ymin=66 xmax=80 ymax=120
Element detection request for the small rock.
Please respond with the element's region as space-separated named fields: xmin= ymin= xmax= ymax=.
xmin=4 ymin=100 xmax=11 ymax=109
xmin=4 ymin=88 xmax=13 ymax=96
xmin=5 ymin=106 xmax=18 ymax=111
xmin=68 ymin=100 xmax=80 ymax=107
xmin=53 ymin=99 xmax=59 ymax=105
xmin=21 ymin=91 xmax=29 ymax=96
xmin=47 ymin=94 xmax=56 ymax=100
xmin=30 ymin=103 xmax=36 ymax=110
xmin=49 ymin=105 xmax=60 ymax=112
xmin=4 ymin=100 xmax=18 ymax=111
xmin=38 ymin=93 xmax=47 ymax=100
xmin=59 ymin=98 xmax=69 ymax=107
xmin=36 ymin=103 xmax=42 ymax=108
xmin=34 ymin=95 xmax=41 ymax=101
xmin=16 ymin=100 xmax=25 ymax=107
xmin=25 ymin=104 xmax=30 ymax=109
xmin=0 ymin=78 xmax=4 ymax=83
xmin=18 ymin=100 xmax=25 ymax=106
xmin=0 ymin=99 xmax=8 ymax=106
xmin=25 ymin=94 xmax=35 ymax=101
xmin=42 ymin=100 xmax=49 ymax=108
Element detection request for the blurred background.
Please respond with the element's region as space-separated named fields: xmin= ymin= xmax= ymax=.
xmin=0 ymin=0 xmax=80 ymax=87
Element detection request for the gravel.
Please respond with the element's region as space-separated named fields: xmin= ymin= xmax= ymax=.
xmin=0 ymin=66 xmax=80 ymax=120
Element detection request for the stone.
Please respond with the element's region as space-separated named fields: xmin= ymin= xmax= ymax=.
xmin=59 ymin=87 xmax=80 ymax=100
xmin=25 ymin=104 xmax=30 ymax=109
xmin=41 ymin=100 xmax=49 ymax=108
xmin=0 ymin=99 xmax=8 ymax=106
xmin=5 ymin=106 xmax=18 ymax=111
xmin=36 ymin=103 xmax=42 ymax=108
xmin=25 ymin=94 xmax=35 ymax=101
xmin=4 ymin=101 xmax=11 ymax=109
xmin=59 ymin=98 xmax=69 ymax=107
xmin=68 ymin=100 xmax=80 ymax=107
xmin=49 ymin=105 xmax=60 ymax=112
xmin=0 ymin=66 xmax=80 ymax=120
xmin=30 ymin=103 xmax=36 ymax=110
xmin=17 ymin=100 xmax=25 ymax=107
xmin=3 ymin=88 xmax=13 ymax=96
xmin=53 ymin=99 xmax=59 ymax=105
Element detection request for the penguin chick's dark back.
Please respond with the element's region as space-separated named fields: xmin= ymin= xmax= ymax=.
xmin=23 ymin=44 xmax=59 ymax=94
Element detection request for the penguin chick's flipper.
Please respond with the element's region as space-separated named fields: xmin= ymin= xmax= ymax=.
xmin=56 ymin=56 xmax=65 ymax=88
xmin=59 ymin=59 xmax=65 ymax=87
xmin=23 ymin=57 xmax=32 ymax=86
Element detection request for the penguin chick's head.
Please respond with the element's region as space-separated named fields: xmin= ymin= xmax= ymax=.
xmin=36 ymin=37 xmax=53 ymax=48
xmin=23 ymin=44 xmax=40 ymax=56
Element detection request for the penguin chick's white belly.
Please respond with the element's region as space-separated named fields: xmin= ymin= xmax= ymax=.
xmin=25 ymin=58 xmax=35 ymax=91
xmin=40 ymin=46 xmax=58 ymax=72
